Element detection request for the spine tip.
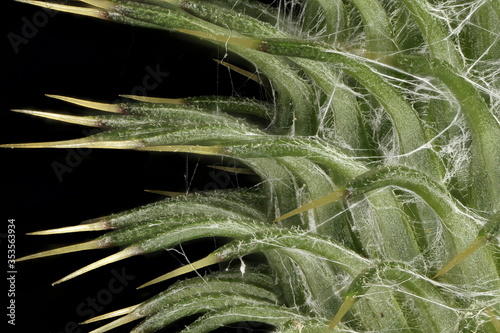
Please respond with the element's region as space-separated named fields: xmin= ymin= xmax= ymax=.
xmin=46 ymin=94 xmax=123 ymax=113
xmin=16 ymin=240 xmax=101 ymax=262
xmin=15 ymin=0 xmax=109 ymax=19
xmin=11 ymin=109 xmax=102 ymax=127
xmin=137 ymin=254 xmax=220 ymax=289
xmin=119 ymin=95 xmax=186 ymax=104
xmin=52 ymin=247 xmax=138 ymax=285
xmin=27 ymin=221 xmax=109 ymax=235
xmin=80 ymin=305 xmax=140 ymax=324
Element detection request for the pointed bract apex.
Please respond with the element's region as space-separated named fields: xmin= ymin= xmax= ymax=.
xmin=213 ymin=59 xmax=263 ymax=84
xmin=485 ymin=307 xmax=500 ymax=333
xmin=274 ymin=188 xmax=348 ymax=222
xmin=27 ymin=221 xmax=109 ymax=235
xmin=137 ymin=253 xmax=221 ymax=289
xmin=11 ymin=109 xmax=102 ymax=127
xmin=15 ymin=0 xmax=110 ymax=19
xmin=433 ymin=237 xmax=487 ymax=279
xmin=137 ymin=145 xmax=226 ymax=156
xmin=208 ymin=165 xmax=256 ymax=175
xmin=52 ymin=247 xmax=139 ymax=285
xmin=87 ymin=313 xmax=142 ymax=333
xmin=0 ymin=139 xmax=142 ymax=150
xmin=144 ymin=189 xmax=186 ymax=197
xmin=46 ymin=95 xmax=124 ymax=113
xmin=119 ymin=95 xmax=186 ymax=104
xmin=16 ymin=240 xmax=101 ymax=262
xmin=329 ymin=296 xmax=356 ymax=331
xmin=80 ymin=304 xmax=140 ymax=324
xmin=0 ymin=137 xmax=90 ymax=149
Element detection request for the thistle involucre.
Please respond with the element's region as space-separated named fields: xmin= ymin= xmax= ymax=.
xmin=5 ymin=0 xmax=500 ymax=332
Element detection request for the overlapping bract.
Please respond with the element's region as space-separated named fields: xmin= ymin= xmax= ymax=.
xmin=7 ymin=0 xmax=500 ymax=332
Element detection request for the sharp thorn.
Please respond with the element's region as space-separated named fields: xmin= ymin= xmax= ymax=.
xmin=14 ymin=0 xmax=108 ymax=19
xmin=11 ymin=109 xmax=102 ymax=127
xmin=137 ymin=253 xmax=220 ymax=289
xmin=274 ymin=188 xmax=348 ymax=222
xmin=329 ymin=296 xmax=357 ymax=331
xmin=208 ymin=165 xmax=256 ymax=175
xmin=27 ymin=221 xmax=109 ymax=235
xmin=87 ymin=313 xmax=141 ymax=333
xmin=52 ymin=247 xmax=139 ymax=285
xmin=144 ymin=189 xmax=185 ymax=197
xmin=0 ymin=139 xmax=141 ymax=150
xmin=485 ymin=307 xmax=500 ymax=333
xmin=46 ymin=95 xmax=123 ymax=113
xmin=0 ymin=137 xmax=91 ymax=149
xmin=137 ymin=145 xmax=225 ymax=156
xmin=213 ymin=59 xmax=263 ymax=84
xmin=433 ymin=237 xmax=487 ymax=279
xmin=119 ymin=95 xmax=186 ymax=104
xmin=16 ymin=240 xmax=101 ymax=262
xmin=80 ymin=304 xmax=140 ymax=324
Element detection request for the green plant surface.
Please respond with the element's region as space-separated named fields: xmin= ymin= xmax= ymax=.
xmin=4 ymin=0 xmax=500 ymax=332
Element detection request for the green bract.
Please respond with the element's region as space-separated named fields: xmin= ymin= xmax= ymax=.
xmin=6 ymin=0 xmax=500 ymax=332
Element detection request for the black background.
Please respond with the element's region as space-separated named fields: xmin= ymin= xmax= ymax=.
xmin=2 ymin=1 xmax=265 ymax=332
